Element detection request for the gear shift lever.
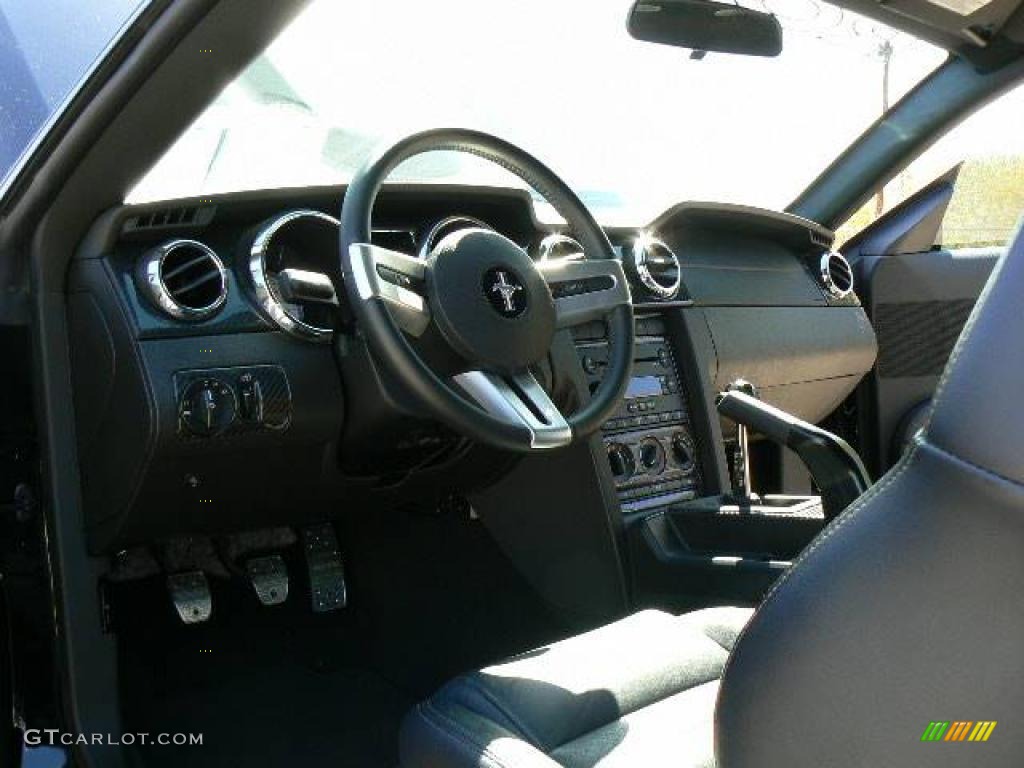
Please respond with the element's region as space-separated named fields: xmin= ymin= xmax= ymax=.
xmin=724 ymin=380 xmax=757 ymax=501
xmin=716 ymin=389 xmax=871 ymax=520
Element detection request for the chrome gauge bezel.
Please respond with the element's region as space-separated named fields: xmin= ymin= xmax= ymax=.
xmin=630 ymin=234 xmax=681 ymax=300
xmin=417 ymin=215 xmax=493 ymax=260
xmin=249 ymin=209 xmax=340 ymax=342
xmin=537 ymin=233 xmax=584 ymax=262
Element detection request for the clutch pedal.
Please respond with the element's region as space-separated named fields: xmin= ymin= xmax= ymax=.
xmin=167 ymin=571 xmax=212 ymax=624
xmin=302 ymin=523 xmax=347 ymax=612
xmin=246 ymin=555 xmax=289 ymax=606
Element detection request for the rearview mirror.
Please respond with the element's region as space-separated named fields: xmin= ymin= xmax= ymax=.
xmin=627 ymin=0 xmax=783 ymax=58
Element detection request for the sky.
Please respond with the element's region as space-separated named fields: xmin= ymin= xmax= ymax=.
xmin=131 ymin=0 xmax=1024 ymax=224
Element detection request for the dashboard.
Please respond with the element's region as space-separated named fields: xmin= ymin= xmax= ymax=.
xmin=67 ymin=184 xmax=877 ymax=553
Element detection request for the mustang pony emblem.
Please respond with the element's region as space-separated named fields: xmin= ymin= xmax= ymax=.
xmin=483 ymin=268 xmax=527 ymax=318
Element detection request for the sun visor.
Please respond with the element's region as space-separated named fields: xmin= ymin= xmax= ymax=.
xmin=925 ymin=0 xmax=999 ymax=16
xmin=826 ymin=0 xmax=1024 ymax=69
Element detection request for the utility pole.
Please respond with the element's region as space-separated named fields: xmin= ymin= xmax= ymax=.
xmin=875 ymin=39 xmax=894 ymax=216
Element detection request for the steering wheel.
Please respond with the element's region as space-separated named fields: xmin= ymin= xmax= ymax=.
xmin=339 ymin=129 xmax=634 ymax=453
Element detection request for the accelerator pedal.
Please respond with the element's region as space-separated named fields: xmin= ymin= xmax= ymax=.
xmin=302 ymin=523 xmax=347 ymax=613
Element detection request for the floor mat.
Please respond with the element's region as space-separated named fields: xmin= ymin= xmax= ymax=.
xmin=119 ymin=590 xmax=411 ymax=768
xmin=117 ymin=503 xmax=566 ymax=767
xmin=339 ymin=503 xmax=568 ymax=697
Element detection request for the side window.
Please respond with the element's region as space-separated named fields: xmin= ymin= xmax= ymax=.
xmin=0 ymin=0 xmax=145 ymax=188
xmin=836 ymin=83 xmax=1024 ymax=249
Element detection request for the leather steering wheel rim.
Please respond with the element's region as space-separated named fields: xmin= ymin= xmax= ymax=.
xmin=339 ymin=128 xmax=634 ymax=453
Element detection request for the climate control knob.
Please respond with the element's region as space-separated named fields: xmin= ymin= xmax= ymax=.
xmin=180 ymin=378 xmax=237 ymax=436
xmin=606 ymin=443 xmax=635 ymax=482
xmin=638 ymin=438 xmax=665 ymax=474
xmin=671 ymin=431 xmax=696 ymax=473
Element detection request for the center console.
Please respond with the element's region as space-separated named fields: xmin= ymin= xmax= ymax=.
xmin=575 ymin=316 xmax=702 ymax=512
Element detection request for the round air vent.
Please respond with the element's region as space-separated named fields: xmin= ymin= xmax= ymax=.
xmin=537 ymin=233 xmax=584 ymax=262
xmin=820 ymin=251 xmax=854 ymax=299
xmin=136 ymin=239 xmax=227 ymax=321
xmin=630 ymin=235 xmax=681 ymax=299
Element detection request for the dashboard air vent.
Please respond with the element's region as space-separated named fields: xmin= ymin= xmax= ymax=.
xmin=819 ymin=251 xmax=854 ymax=299
xmin=136 ymin=239 xmax=228 ymax=321
xmin=629 ymin=235 xmax=681 ymax=299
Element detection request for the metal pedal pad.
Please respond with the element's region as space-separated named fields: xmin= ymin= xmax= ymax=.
xmin=167 ymin=570 xmax=212 ymax=624
xmin=302 ymin=523 xmax=347 ymax=613
xmin=246 ymin=555 xmax=289 ymax=606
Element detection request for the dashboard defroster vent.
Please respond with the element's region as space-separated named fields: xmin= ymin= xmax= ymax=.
xmin=123 ymin=205 xmax=215 ymax=234
xmin=808 ymin=230 xmax=832 ymax=249
xmin=819 ymin=251 xmax=854 ymax=299
xmin=136 ymin=239 xmax=228 ymax=321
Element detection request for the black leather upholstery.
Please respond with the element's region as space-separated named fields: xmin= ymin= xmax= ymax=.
xmin=401 ymin=223 xmax=1024 ymax=767
xmin=715 ymin=224 xmax=1024 ymax=766
xmin=399 ymin=607 xmax=753 ymax=767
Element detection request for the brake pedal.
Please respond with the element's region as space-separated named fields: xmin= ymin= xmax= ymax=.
xmin=246 ymin=555 xmax=289 ymax=606
xmin=302 ymin=524 xmax=347 ymax=612
xmin=167 ymin=571 xmax=212 ymax=624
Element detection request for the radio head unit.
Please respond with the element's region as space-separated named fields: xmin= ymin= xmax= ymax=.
xmin=576 ymin=320 xmax=702 ymax=512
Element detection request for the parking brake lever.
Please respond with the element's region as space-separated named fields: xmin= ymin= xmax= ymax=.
xmin=716 ymin=390 xmax=871 ymax=520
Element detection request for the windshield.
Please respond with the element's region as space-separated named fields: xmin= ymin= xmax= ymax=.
xmin=130 ymin=0 xmax=947 ymax=224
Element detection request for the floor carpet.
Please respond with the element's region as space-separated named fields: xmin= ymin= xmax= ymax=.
xmin=117 ymin=503 xmax=565 ymax=767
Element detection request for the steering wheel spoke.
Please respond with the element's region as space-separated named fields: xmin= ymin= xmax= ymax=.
xmin=348 ymin=242 xmax=431 ymax=336
xmin=453 ymin=369 xmax=572 ymax=450
xmin=540 ymin=258 xmax=631 ymax=329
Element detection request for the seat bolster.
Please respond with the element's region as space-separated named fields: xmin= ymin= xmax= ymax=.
xmin=715 ymin=445 xmax=1024 ymax=768
xmin=926 ymin=221 xmax=1024 ymax=485
xmin=551 ymin=680 xmax=722 ymax=768
xmin=401 ymin=607 xmax=754 ymax=767
xmin=400 ymin=699 xmax=561 ymax=768
xmin=676 ymin=606 xmax=752 ymax=652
